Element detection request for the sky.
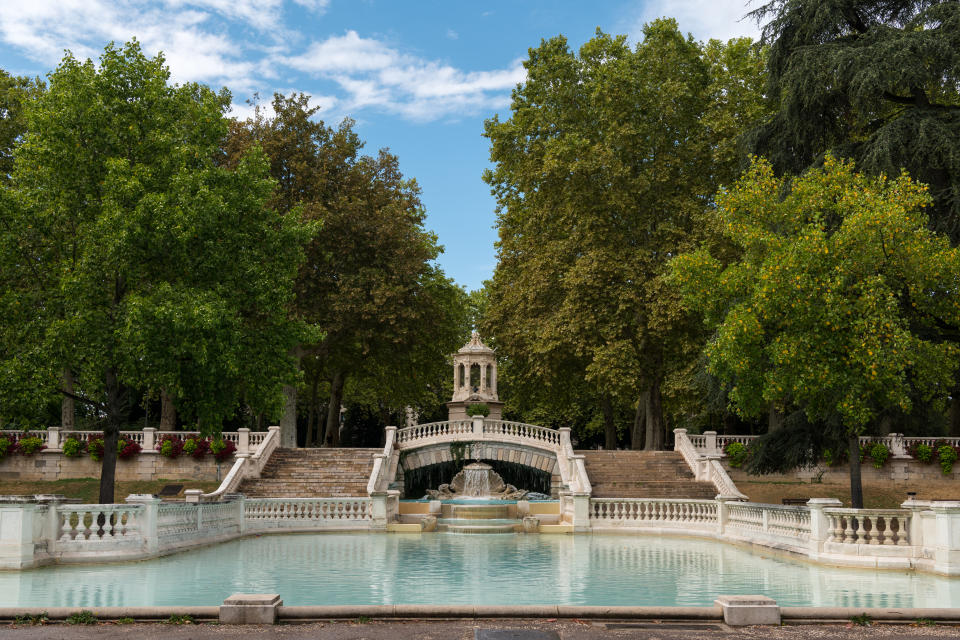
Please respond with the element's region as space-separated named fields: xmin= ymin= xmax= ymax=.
xmin=0 ymin=0 xmax=761 ymax=291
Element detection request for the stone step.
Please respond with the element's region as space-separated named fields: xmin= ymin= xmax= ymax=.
xmin=238 ymin=447 xmax=376 ymax=498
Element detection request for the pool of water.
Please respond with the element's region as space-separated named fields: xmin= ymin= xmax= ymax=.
xmin=3 ymin=533 xmax=958 ymax=608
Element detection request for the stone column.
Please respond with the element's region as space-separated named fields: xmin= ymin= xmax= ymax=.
xmin=142 ymin=427 xmax=156 ymax=452
xmin=46 ymin=427 xmax=61 ymax=450
xmin=572 ymin=493 xmax=591 ymax=532
xmin=807 ymin=497 xmax=842 ymax=557
xmin=237 ymin=428 xmax=250 ymax=455
xmin=491 ymin=364 xmax=497 ymax=396
xmin=704 ymin=430 xmax=718 ymax=455
xmin=472 ymin=415 xmax=484 ymax=436
xmin=126 ymin=494 xmax=161 ymax=554
xmin=931 ymin=501 xmax=960 ymax=575
xmin=0 ymin=504 xmax=38 ymax=569
xmin=480 ymin=364 xmax=487 ymax=392
xmin=903 ymin=498 xmax=930 ymax=549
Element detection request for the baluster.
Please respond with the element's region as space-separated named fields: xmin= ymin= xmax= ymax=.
xmin=880 ymin=516 xmax=894 ymax=545
xmin=895 ymin=516 xmax=909 ymax=546
xmin=842 ymin=515 xmax=855 ymax=543
xmin=866 ymin=515 xmax=880 ymax=545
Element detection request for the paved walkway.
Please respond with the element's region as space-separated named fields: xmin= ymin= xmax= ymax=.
xmin=0 ymin=620 xmax=957 ymax=639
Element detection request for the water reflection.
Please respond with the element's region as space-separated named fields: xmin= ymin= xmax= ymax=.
xmin=0 ymin=533 xmax=956 ymax=607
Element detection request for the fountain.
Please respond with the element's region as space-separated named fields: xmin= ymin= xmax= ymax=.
xmin=426 ymin=462 xmax=527 ymax=501
xmin=423 ymin=463 xmax=530 ymax=533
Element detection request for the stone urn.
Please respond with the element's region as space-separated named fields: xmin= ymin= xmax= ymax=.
xmin=522 ymin=516 xmax=540 ymax=533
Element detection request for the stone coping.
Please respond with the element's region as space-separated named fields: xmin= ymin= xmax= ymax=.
xmin=0 ymin=604 xmax=959 ymax=623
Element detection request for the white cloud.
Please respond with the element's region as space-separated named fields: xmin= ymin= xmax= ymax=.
xmin=633 ymin=0 xmax=762 ymax=43
xmin=286 ymin=30 xmax=525 ymax=121
xmin=446 ymin=29 xmax=458 ymax=40
xmin=0 ymin=3 xmax=524 ymax=123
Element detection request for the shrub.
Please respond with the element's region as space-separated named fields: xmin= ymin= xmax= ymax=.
xmin=88 ymin=438 xmax=105 ymax=461
xmin=724 ymin=441 xmax=750 ymax=468
xmin=466 ymin=403 xmax=490 ymax=417
xmin=62 ymin=437 xmax=85 ymax=457
xmin=0 ymin=436 xmax=13 ymax=459
xmin=118 ymin=438 xmax=142 ymax=460
xmin=165 ymin=614 xmax=194 ymax=625
xmin=937 ymin=445 xmax=958 ymax=475
xmin=869 ymin=442 xmax=889 ymax=469
xmin=16 ymin=436 xmax=46 ymax=456
xmin=183 ymin=437 xmax=210 ymax=460
xmin=158 ymin=435 xmax=184 ymax=459
xmin=209 ymin=438 xmax=237 ymax=462
xmin=910 ymin=442 xmax=934 ymax=463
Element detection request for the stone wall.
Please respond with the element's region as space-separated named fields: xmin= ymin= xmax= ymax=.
xmin=723 ymin=458 xmax=960 ymax=485
xmin=0 ymin=451 xmax=224 ymax=483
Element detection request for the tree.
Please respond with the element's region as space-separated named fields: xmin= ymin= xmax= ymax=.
xmin=748 ymin=0 xmax=960 ymax=433
xmin=670 ymin=155 xmax=960 ymax=506
xmin=228 ymin=94 xmax=468 ymax=445
xmin=1 ymin=41 xmax=305 ymax=502
xmin=0 ymin=69 xmax=43 ymax=183
xmin=483 ymin=24 xmax=769 ymax=448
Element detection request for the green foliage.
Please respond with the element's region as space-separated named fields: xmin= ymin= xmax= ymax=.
xmin=62 ymin=437 xmax=84 ymax=458
xmin=937 ymin=445 xmax=958 ymax=474
xmin=16 ymin=436 xmax=44 ymax=455
xmin=849 ymin=613 xmax=872 ymax=627
xmin=114 ymin=617 xmax=135 ymax=625
xmin=449 ymin=441 xmax=472 ymax=465
xmin=914 ymin=618 xmax=936 ymax=627
xmin=165 ymin=614 xmax=194 ymax=625
xmin=209 ymin=438 xmax=236 ymax=462
xmin=869 ymin=442 xmax=890 ymax=469
xmin=913 ymin=443 xmax=934 ymax=463
xmin=65 ymin=610 xmax=97 ymax=625
xmin=0 ymin=436 xmax=12 ymax=459
xmin=482 ymin=24 xmax=770 ymax=447
xmin=0 ymin=41 xmax=307 ymax=501
xmin=672 ymin=156 xmax=960 ymax=433
xmin=724 ymin=442 xmax=751 ymax=468
xmin=749 ymin=0 xmax=960 ymax=242
xmin=466 ymin=403 xmax=490 ymax=417
xmin=13 ymin=612 xmax=48 ymax=625
xmin=158 ymin=435 xmax=183 ymax=459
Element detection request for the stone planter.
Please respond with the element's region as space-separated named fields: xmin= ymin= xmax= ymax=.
xmin=522 ymin=516 xmax=540 ymax=533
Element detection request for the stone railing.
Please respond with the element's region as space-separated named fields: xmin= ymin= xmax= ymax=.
xmin=483 ymin=420 xmax=562 ymax=447
xmin=395 ymin=420 xmax=472 ymax=444
xmin=587 ymin=496 xmax=960 ymax=574
xmin=590 ymin=498 xmax=717 ymax=531
xmin=694 ymin=432 xmax=960 ymax=461
xmin=197 ymin=425 xmax=281 ymax=501
xmin=673 ymin=429 xmax=748 ymax=500
xmin=0 ymin=492 xmax=374 ymax=569
xmin=245 ymin=498 xmax=373 ymax=531
xmin=10 ymin=427 xmax=266 ymax=457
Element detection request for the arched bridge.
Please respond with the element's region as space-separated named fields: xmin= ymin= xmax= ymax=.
xmin=366 ymin=417 xmax=592 ymax=498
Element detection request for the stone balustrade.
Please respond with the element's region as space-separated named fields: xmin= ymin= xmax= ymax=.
xmin=5 ymin=427 xmax=264 ymax=457
xmin=824 ymin=508 xmax=909 ymax=546
xmin=692 ymin=432 xmax=960 ymax=461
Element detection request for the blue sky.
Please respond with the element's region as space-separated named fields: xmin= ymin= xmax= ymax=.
xmin=0 ymin=0 xmax=760 ymax=291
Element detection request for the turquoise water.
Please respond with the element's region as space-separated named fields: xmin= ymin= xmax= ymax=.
xmin=2 ymin=533 xmax=958 ymax=608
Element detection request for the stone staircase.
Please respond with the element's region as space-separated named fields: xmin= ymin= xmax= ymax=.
xmin=238 ymin=448 xmax=379 ymax=498
xmin=577 ymin=450 xmax=718 ymax=499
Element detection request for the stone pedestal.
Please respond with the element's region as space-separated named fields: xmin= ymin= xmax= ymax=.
xmin=220 ymin=593 xmax=282 ymax=624
xmin=715 ymin=595 xmax=780 ymax=626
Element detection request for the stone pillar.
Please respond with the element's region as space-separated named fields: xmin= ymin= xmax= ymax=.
xmin=903 ymin=498 xmax=930 ymax=549
xmin=807 ymin=498 xmax=841 ymax=557
xmin=370 ymin=492 xmax=388 ymax=530
xmin=717 ymin=497 xmax=731 ymax=536
xmin=46 ymin=427 xmax=61 ymax=450
xmin=890 ymin=432 xmax=909 ymax=459
xmin=673 ymin=428 xmax=687 ymax=451
xmin=572 ymin=493 xmax=591 ymax=532
xmin=126 ymin=494 xmax=161 ymax=554
xmin=491 ymin=365 xmax=497 ymax=395
xmin=142 ymin=427 xmax=156 ymax=452
xmin=220 ymin=594 xmax=282 ymax=625
xmin=185 ymin=489 xmax=203 ymax=503
xmin=472 ymin=415 xmax=484 ymax=436
xmin=931 ymin=502 xmax=960 ymax=575
xmin=0 ymin=504 xmax=38 ymax=569
xmin=237 ymin=428 xmax=250 ymax=455
xmin=704 ymin=430 xmax=718 ymax=455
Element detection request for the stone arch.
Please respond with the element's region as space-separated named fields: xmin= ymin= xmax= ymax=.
xmin=393 ymin=441 xmax=562 ymax=498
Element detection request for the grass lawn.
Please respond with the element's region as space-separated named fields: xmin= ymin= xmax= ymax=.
xmin=736 ymin=479 xmax=960 ymax=509
xmin=0 ymin=478 xmax=221 ymax=502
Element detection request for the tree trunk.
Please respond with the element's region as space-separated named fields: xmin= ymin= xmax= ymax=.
xmin=601 ymin=395 xmax=616 ymax=450
xmin=280 ymin=384 xmax=298 ymax=447
xmin=848 ymin=433 xmax=864 ymax=509
xmin=950 ymin=384 xmax=960 ymax=437
xmin=631 ymin=389 xmax=649 ymax=450
xmin=61 ymin=368 xmax=75 ymax=430
xmin=99 ymin=367 xmax=123 ymax=504
xmin=768 ymin=405 xmax=784 ymax=432
xmin=160 ymin=389 xmax=176 ymax=430
xmin=306 ymin=371 xmax=320 ymax=446
xmin=323 ymin=370 xmax=346 ymax=447
xmin=644 ymin=375 xmax=664 ymax=451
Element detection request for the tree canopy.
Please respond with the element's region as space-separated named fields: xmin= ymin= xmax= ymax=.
xmin=0 ymin=41 xmax=306 ymax=501
xmin=671 ymin=155 xmax=960 ymax=505
xmin=482 ymin=23 xmax=769 ymax=447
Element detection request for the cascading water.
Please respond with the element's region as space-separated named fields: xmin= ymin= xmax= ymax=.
xmin=460 ymin=462 xmax=493 ymax=497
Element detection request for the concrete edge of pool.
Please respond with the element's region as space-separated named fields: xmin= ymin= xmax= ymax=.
xmin=2 ymin=601 xmax=960 ymax=626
